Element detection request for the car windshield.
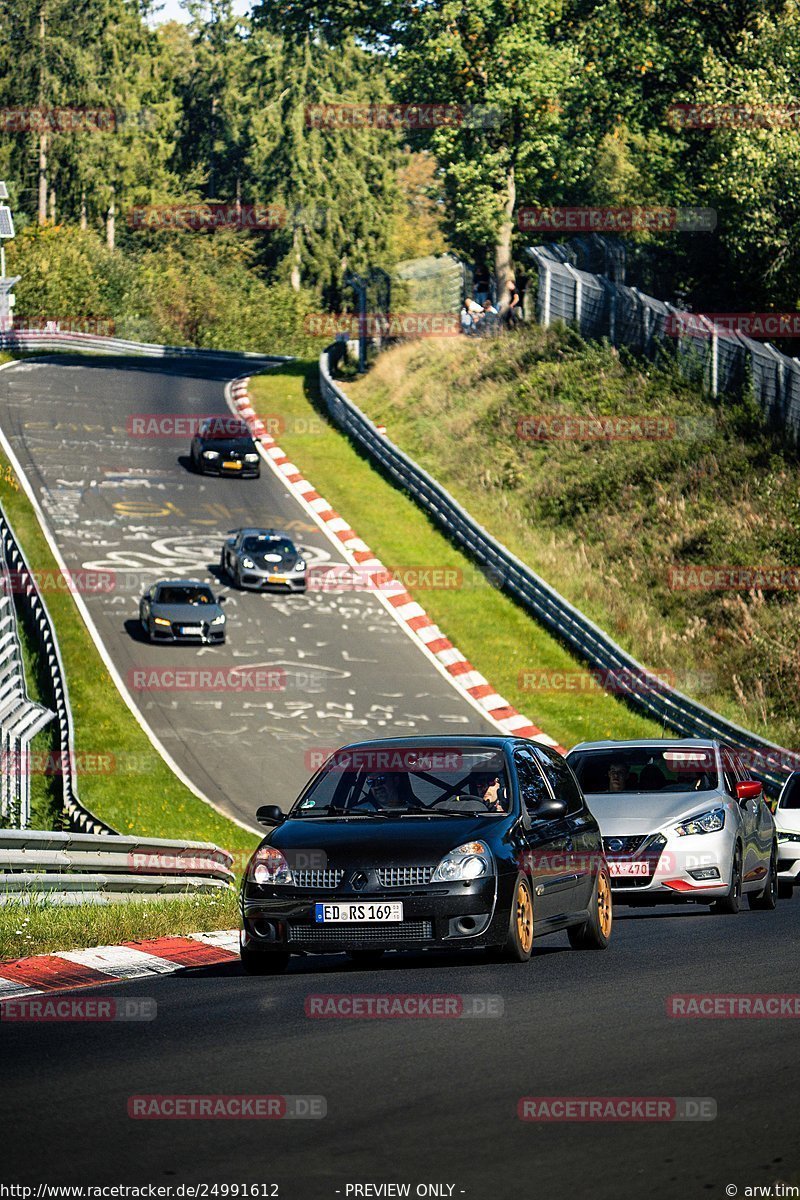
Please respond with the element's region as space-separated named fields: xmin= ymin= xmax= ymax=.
xmin=569 ymin=748 xmax=717 ymax=794
xmin=291 ymin=747 xmax=511 ymax=816
xmin=242 ymin=536 xmax=295 ymax=557
xmin=156 ymin=585 xmax=215 ymax=606
xmin=201 ymin=418 xmax=250 ymax=441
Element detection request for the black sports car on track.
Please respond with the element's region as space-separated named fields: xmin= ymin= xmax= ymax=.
xmin=139 ymin=579 xmax=227 ymax=644
xmin=240 ymin=736 xmax=612 ymax=973
xmin=189 ymin=416 xmax=260 ymax=477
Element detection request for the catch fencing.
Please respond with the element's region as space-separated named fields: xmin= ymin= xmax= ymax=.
xmin=319 ymin=344 xmax=797 ymax=794
xmin=528 ymin=240 xmax=800 ymax=439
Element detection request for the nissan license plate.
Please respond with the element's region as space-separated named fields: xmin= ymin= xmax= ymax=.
xmin=609 ymin=860 xmax=650 ymax=877
xmin=313 ymin=902 xmax=403 ymax=923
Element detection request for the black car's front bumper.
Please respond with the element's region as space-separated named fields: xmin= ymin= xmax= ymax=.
xmin=199 ymin=460 xmax=260 ymax=477
xmin=241 ymin=877 xmax=505 ymax=955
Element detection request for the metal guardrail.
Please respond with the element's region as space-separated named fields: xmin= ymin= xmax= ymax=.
xmin=319 ymin=345 xmax=797 ymax=795
xmin=0 ymin=504 xmax=115 ymax=835
xmin=0 ymin=538 xmax=53 ymax=828
xmin=0 ymin=829 xmax=234 ymax=904
xmin=0 ymin=326 xmax=292 ymax=362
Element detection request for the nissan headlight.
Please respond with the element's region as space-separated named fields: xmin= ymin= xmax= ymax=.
xmin=247 ymin=846 xmax=294 ymax=886
xmin=675 ymin=807 xmax=726 ymax=836
xmin=203 ymin=450 xmax=219 ymax=459
xmin=431 ymin=841 xmax=493 ymax=882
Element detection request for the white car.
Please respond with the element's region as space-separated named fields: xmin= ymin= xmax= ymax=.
xmin=774 ymin=772 xmax=800 ymax=899
xmin=566 ymin=738 xmax=777 ymax=913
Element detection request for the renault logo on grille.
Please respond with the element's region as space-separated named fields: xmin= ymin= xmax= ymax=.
xmin=351 ymin=871 xmax=369 ymax=890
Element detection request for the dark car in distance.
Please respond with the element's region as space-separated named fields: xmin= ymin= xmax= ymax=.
xmin=139 ymin=579 xmax=227 ymax=644
xmin=240 ymin=736 xmax=613 ymax=973
xmin=190 ymin=416 xmax=260 ymax=477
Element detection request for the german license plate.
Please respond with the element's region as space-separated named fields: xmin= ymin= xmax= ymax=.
xmin=609 ymin=860 xmax=650 ymax=877
xmin=180 ymin=626 xmax=202 ymax=636
xmin=223 ymin=460 xmax=242 ymax=470
xmin=313 ymin=902 xmax=404 ymax=923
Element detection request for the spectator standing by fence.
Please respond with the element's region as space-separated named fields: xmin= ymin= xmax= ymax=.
xmin=502 ymin=278 xmax=523 ymax=328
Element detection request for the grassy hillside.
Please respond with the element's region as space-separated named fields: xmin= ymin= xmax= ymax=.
xmin=345 ymin=326 xmax=799 ymax=748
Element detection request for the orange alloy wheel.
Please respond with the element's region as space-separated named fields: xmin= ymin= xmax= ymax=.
xmin=515 ymin=879 xmax=534 ymax=954
xmin=597 ymin=871 xmax=613 ymax=939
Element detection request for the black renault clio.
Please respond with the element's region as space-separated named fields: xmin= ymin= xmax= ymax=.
xmin=240 ymin=736 xmax=612 ymax=973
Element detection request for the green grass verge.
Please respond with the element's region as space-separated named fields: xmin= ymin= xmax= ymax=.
xmin=249 ymin=362 xmax=659 ymax=748
xmin=345 ymin=328 xmax=799 ymax=747
xmin=0 ymin=447 xmax=258 ymax=856
xmin=0 ymin=891 xmax=238 ymax=962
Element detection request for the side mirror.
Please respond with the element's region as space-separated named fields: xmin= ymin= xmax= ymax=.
xmin=736 ymin=781 xmax=762 ymax=805
xmin=218 ymin=595 xmax=227 ymax=603
xmin=256 ymin=804 xmax=285 ymax=827
xmin=528 ymin=794 xmax=568 ymax=821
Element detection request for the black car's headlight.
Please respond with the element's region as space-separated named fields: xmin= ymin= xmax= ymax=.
xmin=674 ymin=807 xmax=726 ymax=836
xmin=244 ymin=453 xmax=259 ymax=463
xmin=431 ymin=841 xmax=493 ymax=882
xmin=247 ymin=847 xmax=294 ymax=885
xmin=203 ymin=450 xmax=219 ymax=459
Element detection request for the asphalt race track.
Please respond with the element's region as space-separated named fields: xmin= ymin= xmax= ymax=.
xmin=2 ymin=902 xmax=798 ymax=1198
xmin=0 ymin=355 xmax=498 ymax=827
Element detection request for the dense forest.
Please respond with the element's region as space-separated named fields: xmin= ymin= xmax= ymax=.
xmin=1 ymin=0 xmax=798 ymax=344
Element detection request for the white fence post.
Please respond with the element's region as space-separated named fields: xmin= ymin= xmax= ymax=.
xmin=564 ymin=264 xmax=582 ymax=327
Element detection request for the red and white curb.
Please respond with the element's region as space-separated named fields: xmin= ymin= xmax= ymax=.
xmin=0 ymin=930 xmax=239 ymax=1002
xmin=228 ymin=376 xmax=563 ymax=752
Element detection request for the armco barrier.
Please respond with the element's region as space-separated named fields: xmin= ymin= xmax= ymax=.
xmin=0 ymin=829 xmax=234 ymax=904
xmin=0 ymin=532 xmax=53 ymax=828
xmin=0 ymin=504 xmax=115 ymax=835
xmin=319 ymin=344 xmax=795 ymax=794
xmin=0 ymin=326 xmax=292 ymax=363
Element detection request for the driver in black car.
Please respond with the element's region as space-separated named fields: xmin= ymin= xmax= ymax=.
xmin=362 ymin=772 xmax=412 ymax=810
xmin=468 ymin=770 xmax=505 ymax=812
